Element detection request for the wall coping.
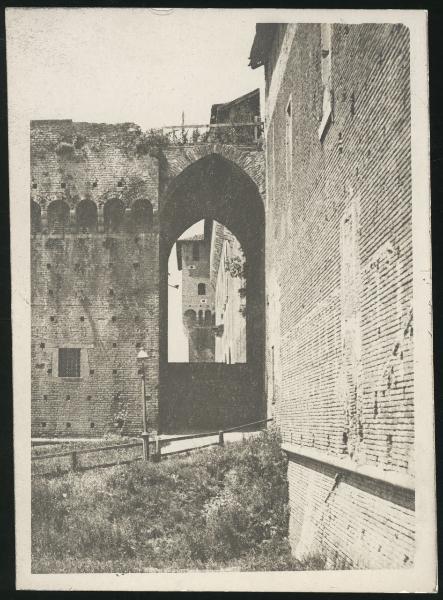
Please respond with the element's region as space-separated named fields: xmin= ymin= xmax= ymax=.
xmin=281 ymin=442 xmax=415 ymax=493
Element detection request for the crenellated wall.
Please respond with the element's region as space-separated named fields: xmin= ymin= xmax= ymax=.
xmin=31 ymin=120 xmax=160 ymax=437
xmin=31 ymin=119 xmax=266 ymax=437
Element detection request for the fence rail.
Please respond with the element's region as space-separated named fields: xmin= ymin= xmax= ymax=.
xmin=32 ymin=417 xmax=273 ymax=477
xmin=160 ymin=418 xmax=274 ymax=445
xmin=32 ymin=441 xmax=143 ymax=461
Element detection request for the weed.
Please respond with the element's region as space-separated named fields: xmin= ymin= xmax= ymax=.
xmin=32 ymin=429 xmax=329 ymax=572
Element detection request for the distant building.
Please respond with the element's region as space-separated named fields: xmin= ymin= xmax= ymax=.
xmin=250 ymin=23 xmax=415 ymax=569
xmin=209 ymin=88 xmax=261 ymax=144
xmin=210 ymin=221 xmax=246 ymax=364
xmin=176 ymin=219 xmax=247 ymax=364
xmin=176 ymin=221 xmax=215 ymax=362
xmin=210 ymin=88 xmax=260 ymax=124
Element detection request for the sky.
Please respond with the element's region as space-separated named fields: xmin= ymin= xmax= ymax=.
xmin=7 ymin=8 xmax=264 ymax=129
xmin=7 ymin=8 xmax=264 ymax=362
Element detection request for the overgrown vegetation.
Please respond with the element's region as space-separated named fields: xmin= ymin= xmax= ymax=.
xmin=224 ymin=254 xmax=246 ymax=279
xmin=32 ymin=429 xmax=325 ymax=572
xmin=224 ymin=253 xmax=248 ymax=318
xmin=135 ymin=128 xmax=171 ymax=155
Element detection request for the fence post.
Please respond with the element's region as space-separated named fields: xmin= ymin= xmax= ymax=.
xmin=70 ymin=451 xmax=78 ymax=472
xmin=152 ymin=437 xmax=161 ymax=462
xmin=141 ymin=432 xmax=150 ymax=461
xmin=219 ymin=431 xmax=224 ymax=447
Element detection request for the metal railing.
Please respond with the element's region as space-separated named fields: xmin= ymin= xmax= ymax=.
xmin=159 ymin=120 xmax=263 ymax=147
xmin=31 ymin=417 xmax=273 ymax=476
xmin=157 ymin=418 xmax=273 ymax=459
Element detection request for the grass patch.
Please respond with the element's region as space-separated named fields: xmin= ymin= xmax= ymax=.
xmin=32 ymin=428 xmax=321 ymax=572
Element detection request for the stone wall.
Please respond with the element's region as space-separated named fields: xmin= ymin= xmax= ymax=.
xmin=31 ymin=121 xmax=266 ymax=436
xmin=31 ymin=120 xmax=160 ymax=437
xmin=263 ymin=23 xmax=414 ymax=566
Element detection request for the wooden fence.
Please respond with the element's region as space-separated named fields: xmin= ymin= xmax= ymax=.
xmin=31 ymin=418 xmax=273 ymax=477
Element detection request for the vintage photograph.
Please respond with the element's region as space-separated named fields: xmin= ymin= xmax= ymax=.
xmin=7 ymin=7 xmax=435 ymax=592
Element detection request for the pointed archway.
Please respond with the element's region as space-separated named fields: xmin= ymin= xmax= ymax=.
xmin=159 ymin=153 xmax=265 ymax=432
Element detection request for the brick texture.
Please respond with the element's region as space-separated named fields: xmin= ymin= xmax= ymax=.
xmin=31 ymin=120 xmax=160 ymax=437
xmin=31 ymin=120 xmax=266 ymax=437
xmin=263 ymin=23 xmax=414 ymax=567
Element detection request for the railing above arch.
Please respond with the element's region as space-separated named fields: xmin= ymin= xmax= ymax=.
xmin=159 ymin=120 xmax=263 ymax=148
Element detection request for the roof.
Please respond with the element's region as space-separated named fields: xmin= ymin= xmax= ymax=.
xmin=210 ymin=88 xmax=260 ymax=123
xmin=249 ymin=24 xmax=278 ymax=69
xmin=176 ymin=233 xmax=207 ymax=271
xmin=178 ymin=233 xmax=204 ymax=242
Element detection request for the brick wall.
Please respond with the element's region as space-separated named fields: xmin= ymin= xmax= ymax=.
xmin=31 ymin=120 xmax=160 ymax=437
xmin=178 ymin=237 xmax=215 ymax=362
xmin=287 ymin=455 xmax=414 ymax=568
xmin=263 ymin=23 xmax=414 ymax=566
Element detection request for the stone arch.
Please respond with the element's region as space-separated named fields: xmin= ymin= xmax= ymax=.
xmin=47 ymin=200 xmax=70 ymax=234
xmin=103 ymin=197 xmax=125 ymax=233
xmin=130 ymin=198 xmax=153 ymax=232
xmin=31 ymin=201 xmax=41 ymax=234
xmin=163 ymin=145 xmax=265 ymax=200
xmin=76 ymin=199 xmax=98 ymax=233
xmin=159 ymin=151 xmax=265 ymax=432
xmin=160 ymin=153 xmax=265 ymax=250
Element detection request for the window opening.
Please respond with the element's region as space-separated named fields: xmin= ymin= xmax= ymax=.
xmin=58 ymin=348 xmax=81 ymax=377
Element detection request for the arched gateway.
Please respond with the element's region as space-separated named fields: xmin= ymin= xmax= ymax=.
xmin=159 ymin=149 xmax=266 ymax=432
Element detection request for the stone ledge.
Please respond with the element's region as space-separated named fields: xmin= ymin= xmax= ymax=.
xmin=281 ymin=442 xmax=415 ymax=493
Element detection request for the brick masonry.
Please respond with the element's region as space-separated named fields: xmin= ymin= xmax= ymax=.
xmin=177 ymin=234 xmax=215 ymax=363
xmin=162 ymin=143 xmax=265 ymax=199
xmin=30 ymin=28 xmax=415 ymax=566
xmin=31 ymin=120 xmax=266 ymax=437
xmin=259 ymin=23 xmax=415 ymax=567
xmin=31 ymin=120 xmax=160 ymax=437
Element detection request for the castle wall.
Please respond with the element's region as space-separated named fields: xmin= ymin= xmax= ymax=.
xmin=31 ymin=120 xmax=160 ymax=437
xmin=262 ymin=23 xmax=414 ymax=567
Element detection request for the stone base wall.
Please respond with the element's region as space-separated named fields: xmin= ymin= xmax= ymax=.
xmin=287 ymin=454 xmax=414 ymax=569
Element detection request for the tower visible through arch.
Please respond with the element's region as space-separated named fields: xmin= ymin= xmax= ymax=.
xmin=159 ymin=153 xmax=265 ymax=432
